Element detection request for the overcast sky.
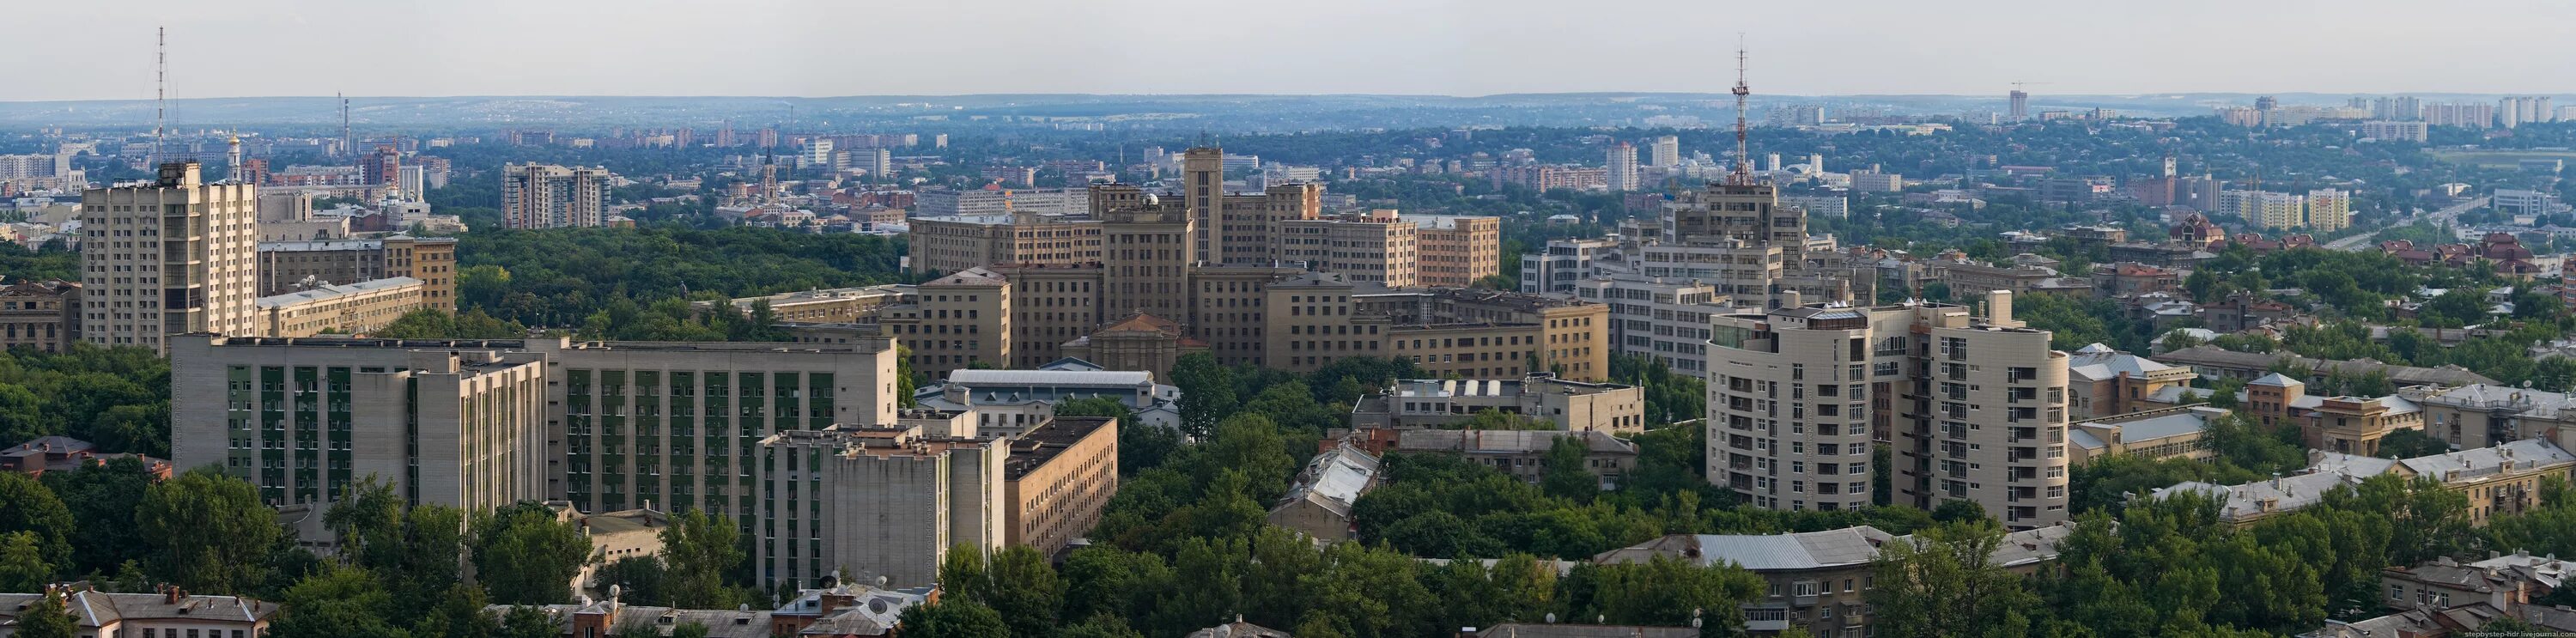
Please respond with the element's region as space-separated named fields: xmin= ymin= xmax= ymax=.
xmin=15 ymin=0 xmax=2574 ymax=101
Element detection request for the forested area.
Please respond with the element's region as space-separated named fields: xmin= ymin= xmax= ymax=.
xmin=449 ymin=226 xmax=908 ymax=336
xmin=0 ymin=344 xmax=169 ymax=456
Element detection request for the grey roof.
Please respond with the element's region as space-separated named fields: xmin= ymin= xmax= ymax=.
xmin=2250 ymin=372 xmax=2303 ymax=386
xmin=1184 ymin=620 xmax=1291 ymax=638
xmin=944 ymin=369 xmax=1154 ymax=388
xmin=1394 ymin=429 xmax=1639 ymax=455
xmin=2401 ymin=439 xmax=2576 ymax=480
xmin=1470 ymin=623 xmax=1698 ymax=638
xmin=254 ymin=276 xmax=422 ymax=307
xmin=0 ymin=589 xmax=276 ymax=628
xmin=2154 ymin=345 xmax=2502 ymax=386
xmin=1274 ymin=442 xmax=1381 ymax=519
xmin=1595 ymin=526 xmax=1895 ymax=571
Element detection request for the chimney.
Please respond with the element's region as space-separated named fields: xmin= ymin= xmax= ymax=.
xmin=1986 ymin=289 xmax=2020 ymax=327
xmin=166 ymin=586 xmax=185 ymax=605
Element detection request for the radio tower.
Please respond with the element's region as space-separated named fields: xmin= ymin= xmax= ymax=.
xmin=1728 ymin=39 xmax=1753 ymax=185
xmin=152 ymin=26 xmax=167 ymax=167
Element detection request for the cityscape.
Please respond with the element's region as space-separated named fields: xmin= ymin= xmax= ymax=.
xmin=8 ymin=3 xmax=2576 ymax=638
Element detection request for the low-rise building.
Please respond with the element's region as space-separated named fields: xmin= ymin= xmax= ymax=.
xmin=1349 ymin=373 xmax=1647 ymax=433
xmin=0 ymin=584 xmax=276 ymax=637
xmin=256 ymin=235 xmax=457 ymax=311
xmin=0 ymin=435 xmax=172 ymax=480
xmin=2064 ymin=343 xmax=2197 ymax=420
xmin=1382 ymin=428 xmax=1638 ymax=487
xmin=2154 ymin=439 xmax=2576 ymax=526
xmin=485 ymin=599 xmax=773 ymax=638
xmin=768 ymin=583 xmax=932 ymax=638
xmin=253 ymin=276 xmax=427 ymax=337
xmin=914 ymin=368 xmax=1181 ymax=434
xmin=1593 ymin=524 xmax=2078 ymax=636
xmin=1268 ymin=441 xmax=1380 ymax=542
xmin=0 ymin=279 xmax=78 ymax=352
xmin=2069 ymin=405 xmax=2228 ymax=465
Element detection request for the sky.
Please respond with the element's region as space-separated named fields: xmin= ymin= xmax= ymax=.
xmin=13 ymin=0 xmax=2576 ymax=101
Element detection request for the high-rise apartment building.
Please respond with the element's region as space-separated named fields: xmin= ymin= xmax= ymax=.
xmin=1606 ymin=143 xmax=1640 ymax=191
xmin=82 ymin=162 xmax=261 ymax=353
xmin=2222 ymin=190 xmax=2308 ymax=229
xmin=1649 ymin=136 xmax=1681 ymax=167
xmin=361 ymin=144 xmax=401 ymax=186
xmin=2360 ymin=120 xmax=2431 ymax=143
xmin=2306 ymin=189 xmax=2352 ymax=233
xmin=1279 ymin=210 xmax=1419 ymax=287
xmin=1411 ymin=214 xmax=1503 ymax=288
xmin=1706 ymin=292 xmax=2070 ymax=530
xmin=501 ymin=163 xmax=615 ymax=229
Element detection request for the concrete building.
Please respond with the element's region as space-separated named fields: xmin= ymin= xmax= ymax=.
xmin=1649 ymin=136 xmax=1681 ymax=167
xmin=172 ymin=334 xmax=550 ymax=511
xmin=1279 ymin=210 xmax=1419 ymax=287
xmin=878 ymin=268 xmax=1012 ymax=376
xmin=914 ymin=187 xmax=1091 ymax=219
xmin=2360 ymin=120 xmax=2431 ymax=142
xmin=1572 ymin=276 xmax=1730 ymax=376
xmin=702 ymin=284 xmax=911 ymax=325
xmin=756 ymin=424 xmax=1004 ymax=588
xmin=2405 ymin=384 xmax=2576 ymax=452
xmin=501 ymin=163 xmax=615 ymax=228
xmin=1520 ymin=237 xmax=1622 ymax=294
xmin=1378 ymin=428 xmax=1639 ymax=487
xmin=1648 ymin=180 xmax=1845 ymax=311
xmin=1268 ymin=441 xmax=1379 ymax=542
xmin=2063 ymin=343 xmax=2196 ymax=420
xmin=1783 ymin=195 xmax=1850 ymax=220
xmin=905 ymin=212 xmax=1103 ymax=276
xmin=1606 ymin=142 xmax=1640 ymax=191
xmin=1350 ymin=374 xmax=1647 ymax=433
xmin=1708 ymin=293 xmax=2073 ymax=530
xmin=1850 ymin=170 xmax=1903 ymax=192
xmin=1410 ymin=213 xmax=1503 ymax=288
xmin=2307 ymin=188 xmax=2354 ymax=233
xmin=2156 ymin=439 xmax=2576 ymax=527
xmin=914 ymin=368 xmax=1182 ymax=434
xmin=0 ymin=280 xmax=79 ymax=352
xmin=999 ymin=416 xmax=1118 ymax=562
xmin=253 ymin=276 xmax=427 ymax=337
xmin=1594 ymin=524 xmax=2077 ymax=635
xmin=255 ymin=236 xmax=458 ymax=311
xmin=0 ymin=585 xmax=276 ymax=637
xmin=82 ymin=162 xmax=260 ymax=353
xmin=2068 ymin=405 xmax=2227 ymax=465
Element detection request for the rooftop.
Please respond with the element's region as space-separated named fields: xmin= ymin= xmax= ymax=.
xmin=1002 ymin=416 xmax=1116 ymax=480
xmin=254 ymin=276 xmax=422 ymax=308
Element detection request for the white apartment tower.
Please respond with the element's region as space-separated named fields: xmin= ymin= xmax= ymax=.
xmin=1606 ymin=142 xmax=1640 ymax=191
xmin=501 ymin=163 xmax=615 ymax=229
xmin=82 ymin=161 xmax=260 ymax=354
xmin=1649 ymin=136 xmax=1681 ymax=168
xmin=1705 ymin=292 xmax=2071 ymax=530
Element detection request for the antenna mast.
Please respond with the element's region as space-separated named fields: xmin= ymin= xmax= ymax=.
xmin=153 ymin=26 xmax=167 ymax=167
xmin=340 ymin=93 xmax=352 ymax=159
xmin=1728 ymin=38 xmax=1752 ymax=185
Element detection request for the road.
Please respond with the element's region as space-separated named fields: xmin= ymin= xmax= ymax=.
xmin=2325 ymin=196 xmax=2488 ymax=251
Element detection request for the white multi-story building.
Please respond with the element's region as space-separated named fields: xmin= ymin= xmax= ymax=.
xmin=2359 ymin=120 xmax=2430 ymax=143
xmin=1705 ymin=292 xmax=2071 ymax=530
xmin=1649 ymin=136 xmax=1681 ymax=167
xmin=1606 ymin=143 xmax=1639 ymax=191
xmin=501 ymin=163 xmax=614 ymax=229
xmin=1520 ymin=237 xmax=1623 ymax=294
xmin=1574 ymin=276 xmax=1728 ymax=376
xmin=82 ymin=161 xmax=260 ymax=354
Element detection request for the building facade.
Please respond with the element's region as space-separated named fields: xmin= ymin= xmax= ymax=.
xmin=0 ymin=280 xmax=79 ymax=351
xmin=82 ymin=162 xmax=260 ymax=353
xmin=254 ymin=276 xmax=427 ymax=337
xmin=501 ymin=163 xmax=615 ymax=229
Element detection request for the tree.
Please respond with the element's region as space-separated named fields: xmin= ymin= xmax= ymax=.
xmin=594 ymin=556 xmax=669 ymax=605
xmin=941 ymin=544 xmax=1064 ymax=638
xmin=11 ymin=590 xmax=77 ymax=638
xmin=0 ymin=385 xmax=47 ymax=445
xmin=0 ymin=532 xmax=53 ymax=592
xmin=1170 ymin=353 xmax=1236 ymax=438
xmin=269 ymin=566 xmax=413 ymax=638
xmin=501 ymin=605 xmax=561 ymax=638
xmin=1198 ymin=414 xmax=1299 ymax=503
xmin=1540 ymin=436 xmax=1601 ymax=501
xmin=659 ymin=510 xmax=744 ymax=609
xmin=41 ymin=456 xmax=155 ymax=575
xmin=1868 ymin=521 xmax=2036 ymax=638
xmin=137 ymin=467 xmax=279 ymax=594
xmin=471 ymin=502 xmax=592 ymax=605
xmin=897 ymin=599 xmax=1013 ymax=638
xmin=0 ymin=472 xmax=72 ymax=579
xmin=2374 ymin=428 xmax=2451 ymax=459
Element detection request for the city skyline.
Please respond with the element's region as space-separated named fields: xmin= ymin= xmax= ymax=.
xmin=16 ymin=0 xmax=2576 ymax=102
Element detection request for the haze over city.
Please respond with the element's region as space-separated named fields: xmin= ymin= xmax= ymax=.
xmin=15 ymin=0 xmax=2576 ymax=100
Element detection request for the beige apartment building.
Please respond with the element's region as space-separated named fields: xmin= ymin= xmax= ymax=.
xmin=254 ymin=276 xmax=427 ymax=337
xmin=1707 ymin=292 xmax=2071 ymax=530
xmin=907 ymin=212 xmax=1103 ymax=275
xmin=1413 ymin=214 xmax=1504 ymax=288
xmin=1000 ymin=416 xmax=1118 ymax=558
xmin=1265 ymin=272 xmax=1612 ymax=380
xmin=257 ymin=235 xmax=459 ymax=311
xmin=879 ymin=268 xmax=1012 ymax=375
xmin=1279 ymin=210 xmax=1420 ymax=287
xmin=0 ymin=280 xmax=79 ymax=352
xmin=501 ymin=163 xmax=614 ymax=229
xmin=82 ymin=162 xmax=261 ymax=353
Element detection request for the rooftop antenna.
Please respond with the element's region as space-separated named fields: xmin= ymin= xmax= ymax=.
xmin=152 ymin=26 xmax=166 ymax=167
xmin=1728 ymin=35 xmax=1752 ymax=185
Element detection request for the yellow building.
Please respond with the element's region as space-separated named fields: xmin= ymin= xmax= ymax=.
xmin=253 ymin=276 xmax=428 ymax=337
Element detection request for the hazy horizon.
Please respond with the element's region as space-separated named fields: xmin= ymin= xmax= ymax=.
xmin=17 ymin=0 xmax=2576 ymax=101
